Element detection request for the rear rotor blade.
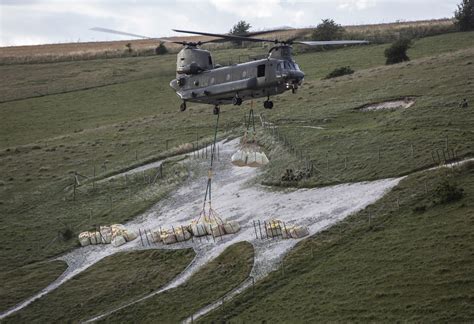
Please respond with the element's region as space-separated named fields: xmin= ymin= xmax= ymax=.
xmin=296 ymin=40 xmax=369 ymax=46
xmin=90 ymin=27 xmax=152 ymax=39
xmin=91 ymin=27 xmax=186 ymax=45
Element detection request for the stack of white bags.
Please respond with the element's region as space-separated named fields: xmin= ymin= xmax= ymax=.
xmin=78 ymin=224 xmax=138 ymax=247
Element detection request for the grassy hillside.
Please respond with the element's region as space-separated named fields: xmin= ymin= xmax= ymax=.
xmin=0 ymin=30 xmax=473 ymax=319
xmin=260 ymin=34 xmax=474 ymax=187
xmin=100 ymin=242 xmax=254 ymax=323
xmin=202 ymin=163 xmax=474 ymax=322
xmin=0 ymin=260 xmax=67 ymax=313
xmin=4 ymin=249 xmax=195 ymax=322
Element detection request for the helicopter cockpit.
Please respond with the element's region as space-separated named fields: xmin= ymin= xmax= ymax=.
xmin=277 ymin=60 xmax=301 ymax=72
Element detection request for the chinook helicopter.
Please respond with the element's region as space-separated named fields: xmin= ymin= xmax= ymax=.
xmin=92 ymin=27 xmax=368 ymax=115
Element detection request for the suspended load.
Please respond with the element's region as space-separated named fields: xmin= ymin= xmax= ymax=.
xmin=231 ymin=109 xmax=269 ymax=167
xmin=154 ymin=110 xmax=240 ymax=246
xmin=231 ymin=145 xmax=269 ymax=167
xmin=189 ymin=205 xmax=240 ymax=239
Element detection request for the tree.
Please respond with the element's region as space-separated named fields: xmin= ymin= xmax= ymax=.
xmin=155 ymin=42 xmax=168 ymax=55
xmin=455 ymin=0 xmax=474 ymax=31
xmin=384 ymin=39 xmax=412 ymax=65
xmin=229 ymin=20 xmax=251 ymax=46
xmin=311 ymin=19 xmax=345 ymax=41
xmin=229 ymin=20 xmax=251 ymax=36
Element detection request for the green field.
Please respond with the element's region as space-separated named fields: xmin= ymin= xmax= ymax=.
xmin=3 ymin=249 xmax=194 ymax=322
xmin=1 ymin=30 xmax=474 ymax=320
xmin=202 ymin=163 xmax=474 ymax=322
xmin=101 ymin=242 xmax=254 ymax=323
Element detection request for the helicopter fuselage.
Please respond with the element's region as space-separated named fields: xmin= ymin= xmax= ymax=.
xmin=169 ymin=45 xmax=304 ymax=107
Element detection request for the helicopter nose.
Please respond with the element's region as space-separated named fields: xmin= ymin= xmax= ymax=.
xmin=288 ymin=70 xmax=305 ymax=84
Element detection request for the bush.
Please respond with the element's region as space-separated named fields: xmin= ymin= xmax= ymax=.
xmin=324 ymin=66 xmax=354 ymax=79
xmin=434 ymin=180 xmax=465 ymax=204
xmin=312 ymin=19 xmax=345 ymax=41
xmin=384 ymin=39 xmax=412 ymax=65
xmin=155 ymin=42 xmax=168 ymax=55
xmin=455 ymin=0 xmax=474 ymax=31
xmin=59 ymin=227 xmax=74 ymax=241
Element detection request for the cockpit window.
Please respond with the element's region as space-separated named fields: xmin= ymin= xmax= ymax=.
xmin=283 ymin=61 xmax=300 ymax=71
xmin=208 ymin=55 xmax=213 ymax=66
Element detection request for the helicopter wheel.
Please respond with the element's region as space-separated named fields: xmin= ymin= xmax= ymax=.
xmin=232 ymin=96 xmax=243 ymax=106
xmin=213 ymin=105 xmax=220 ymax=115
xmin=264 ymin=100 xmax=273 ymax=109
xmin=180 ymin=102 xmax=187 ymax=112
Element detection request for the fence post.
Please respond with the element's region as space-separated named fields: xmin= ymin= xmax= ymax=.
xmin=93 ymin=165 xmax=96 ymax=189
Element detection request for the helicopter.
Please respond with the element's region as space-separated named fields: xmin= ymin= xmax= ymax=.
xmin=92 ymin=27 xmax=368 ymax=115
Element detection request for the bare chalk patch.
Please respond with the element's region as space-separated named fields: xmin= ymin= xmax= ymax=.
xmin=358 ymin=97 xmax=416 ymax=112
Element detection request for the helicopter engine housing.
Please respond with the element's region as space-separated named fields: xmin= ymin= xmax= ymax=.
xmin=176 ymin=46 xmax=213 ymax=75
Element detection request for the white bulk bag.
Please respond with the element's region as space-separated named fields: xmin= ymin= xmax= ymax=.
xmin=78 ymin=232 xmax=90 ymax=247
xmin=161 ymin=232 xmax=177 ymax=245
xmin=210 ymin=224 xmax=226 ymax=237
xmin=111 ymin=224 xmax=126 ymax=237
xmin=265 ymin=221 xmax=283 ymax=238
xmin=175 ymin=228 xmax=191 ymax=242
xmin=231 ymin=150 xmax=247 ymax=167
xmin=111 ymin=235 xmax=127 ymax=247
xmin=89 ymin=231 xmax=101 ymax=245
xmin=123 ymin=230 xmax=138 ymax=242
xmin=281 ymin=225 xmax=292 ymax=239
xmin=248 ymin=152 xmax=269 ymax=167
xmin=148 ymin=231 xmax=161 ymax=243
xmin=100 ymin=226 xmax=112 ymax=244
xmin=190 ymin=223 xmax=208 ymax=237
xmin=223 ymin=221 xmax=240 ymax=234
xmin=290 ymin=226 xmax=309 ymax=239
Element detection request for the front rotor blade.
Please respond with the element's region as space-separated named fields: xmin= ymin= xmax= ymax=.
xmin=173 ymin=29 xmax=279 ymax=44
xmin=296 ymin=40 xmax=369 ymax=46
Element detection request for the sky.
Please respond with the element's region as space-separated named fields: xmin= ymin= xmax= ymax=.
xmin=0 ymin=0 xmax=461 ymax=47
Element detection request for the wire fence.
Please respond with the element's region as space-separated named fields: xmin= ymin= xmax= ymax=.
xmin=258 ymin=113 xmax=465 ymax=184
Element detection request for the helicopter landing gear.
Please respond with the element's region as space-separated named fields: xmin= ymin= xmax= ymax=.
xmin=232 ymin=95 xmax=243 ymax=106
xmin=292 ymin=85 xmax=298 ymax=94
xmin=264 ymin=100 xmax=273 ymax=109
xmin=180 ymin=101 xmax=187 ymax=112
xmin=213 ymin=105 xmax=220 ymax=115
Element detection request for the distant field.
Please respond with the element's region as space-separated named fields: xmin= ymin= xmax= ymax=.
xmin=0 ymin=18 xmax=454 ymax=64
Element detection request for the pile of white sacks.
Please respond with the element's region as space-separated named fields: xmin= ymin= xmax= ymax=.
xmin=146 ymin=219 xmax=241 ymax=245
xmin=231 ymin=148 xmax=269 ymax=167
xmin=78 ymin=224 xmax=138 ymax=247
xmin=265 ymin=219 xmax=309 ymax=239
xmin=231 ymin=133 xmax=269 ymax=167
